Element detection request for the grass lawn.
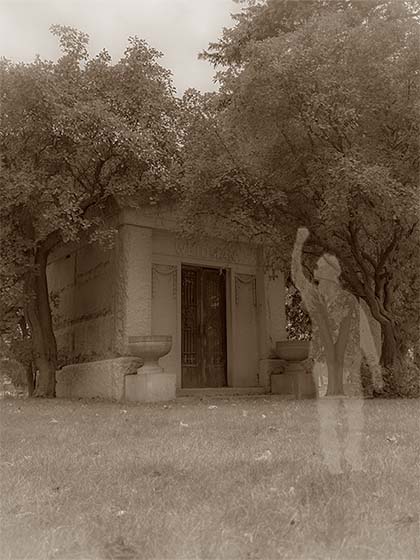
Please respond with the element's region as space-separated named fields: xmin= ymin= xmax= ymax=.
xmin=0 ymin=396 xmax=419 ymax=560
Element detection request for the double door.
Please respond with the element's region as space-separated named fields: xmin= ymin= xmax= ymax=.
xmin=181 ymin=265 xmax=227 ymax=388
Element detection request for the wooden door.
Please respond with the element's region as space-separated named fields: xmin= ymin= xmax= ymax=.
xmin=181 ymin=266 xmax=227 ymax=388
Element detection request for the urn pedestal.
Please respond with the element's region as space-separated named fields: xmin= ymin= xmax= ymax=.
xmin=124 ymin=335 xmax=175 ymax=402
xmin=271 ymin=340 xmax=317 ymax=399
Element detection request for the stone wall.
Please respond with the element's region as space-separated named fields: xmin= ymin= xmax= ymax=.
xmin=47 ymin=242 xmax=117 ymax=365
xmin=56 ymin=357 xmax=142 ymax=401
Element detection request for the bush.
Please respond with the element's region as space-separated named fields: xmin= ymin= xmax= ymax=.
xmin=359 ymin=356 xmax=419 ymax=398
xmin=384 ymin=359 xmax=420 ymax=398
xmin=0 ymin=359 xmax=27 ymax=387
xmin=361 ymin=357 xmax=419 ymax=399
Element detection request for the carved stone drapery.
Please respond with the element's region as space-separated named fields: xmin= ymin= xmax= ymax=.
xmin=235 ymin=273 xmax=257 ymax=306
xmin=152 ymin=264 xmax=177 ymax=299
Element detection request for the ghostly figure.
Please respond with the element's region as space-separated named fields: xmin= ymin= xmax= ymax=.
xmin=291 ymin=227 xmax=383 ymax=474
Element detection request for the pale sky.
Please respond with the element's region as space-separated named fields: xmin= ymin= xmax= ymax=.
xmin=0 ymin=0 xmax=237 ymax=94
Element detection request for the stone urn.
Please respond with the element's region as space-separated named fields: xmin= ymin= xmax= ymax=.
xmin=128 ymin=335 xmax=172 ymax=375
xmin=273 ymin=340 xmax=316 ymax=399
xmin=125 ymin=335 xmax=175 ymax=402
xmin=275 ymin=340 xmax=310 ymax=362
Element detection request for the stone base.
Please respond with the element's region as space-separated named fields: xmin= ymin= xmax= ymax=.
xmin=177 ymin=386 xmax=267 ymax=397
xmin=125 ymin=371 xmax=176 ymax=402
xmin=271 ymin=361 xmax=317 ymax=399
xmin=56 ymin=357 xmax=143 ymax=401
xmin=272 ymin=372 xmax=317 ymax=399
xmin=259 ymin=358 xmax=288 ymax=390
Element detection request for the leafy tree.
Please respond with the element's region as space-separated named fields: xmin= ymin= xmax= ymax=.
xmin=0 ymin=282 xmax=34 ymax=395
xmin=181 ymin=0 xmax=420 ymax=386
xmin=0 ymin=26 xmax=180 ymax=396
xmin=202 ymin=0 xmax=420 ymax=68
xmin=285 ymin=277 xmax=312 ymax=341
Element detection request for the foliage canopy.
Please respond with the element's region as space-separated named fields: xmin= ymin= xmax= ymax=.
xmin=182 ymin=0 xmax=420 ymax=374
xmin=0 ymin=26 xmax=181 ymax=395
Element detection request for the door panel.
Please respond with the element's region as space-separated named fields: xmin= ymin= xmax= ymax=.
xmin=181 ymin=266 xmax=227 ymax=388
xmin=181 ymin=267 xmax=201 ymax=388
xmin=202 ymin=268 xmax=227 ymax=387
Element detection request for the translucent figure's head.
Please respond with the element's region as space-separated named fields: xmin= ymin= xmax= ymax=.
xmin=314 ymin=254 xmax=341 ymax=283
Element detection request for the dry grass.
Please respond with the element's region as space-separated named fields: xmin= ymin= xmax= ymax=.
xmin=0 ymin=396 xmax=419 ymax=560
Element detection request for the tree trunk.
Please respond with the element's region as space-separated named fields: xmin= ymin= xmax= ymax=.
xmin=25 ymin=249 xmax=57 ymax=397
xmin=18 ymin=316 xmax=35 ymax=396
xmin=25 ymin=362 xmax=35 ymax=396
xmin=358 ymin=290 xmax=401 ymax=370
xmin=380 ymin=321 xmax=399 ymax=369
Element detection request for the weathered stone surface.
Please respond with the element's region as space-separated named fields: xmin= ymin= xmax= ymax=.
xmin=120 ymin=225 xmax=153 ymax=341
xmin=272 ymin=372 xmax=312 ymax=398
xmin=271 ymin=360 xmax=317 ymax=399
xmin=125 ymin=371 xmax=176 ymax=402
xmin=151 ymin=262 xmax=178 ymax=384
xmin=271 ymin=373 xmax=293 ymax=395
xmin=152 ymin=229 xmax=258 ymax=266
xmin=259 ymin=358 xmax=288 ymax=389
xmin=47 ymin=241 xmax=116 ymax=364
xmin=56 ymin=357 xmax=142 ymax=401
xmin=233 ymin=273 xmax=259 ymax=386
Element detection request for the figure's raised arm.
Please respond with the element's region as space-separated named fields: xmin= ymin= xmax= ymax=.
xmin=291 ymin=227 xmax=312 ymax=293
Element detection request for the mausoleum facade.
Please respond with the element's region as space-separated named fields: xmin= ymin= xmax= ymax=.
xmin=49 ymin=207 xmax=288 ymax=401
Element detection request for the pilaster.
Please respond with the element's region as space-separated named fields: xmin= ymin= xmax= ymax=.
xmin=257 ymin=267 xmax=286 ymax=359
xmin=114 ymin=223 xmax=153 ymax=352
xmin=256 ymin=252 xmax=286 ymax=389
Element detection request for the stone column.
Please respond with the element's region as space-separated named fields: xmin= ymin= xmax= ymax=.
xmin=114 ymin=224 xmax=153 ymax=353
xmin=115 ymin=221 xmax=176 ymax=402
xmin=256 ymin=258 xmax=287 ymax=389
xmin=265 ymin=271 xmax=286 ymax=347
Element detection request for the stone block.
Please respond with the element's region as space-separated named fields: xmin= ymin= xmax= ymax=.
xmin=259 ymin=358 xmax=288 ymax=390
xmin=125 ymin=371 xmax=176 ymax=402
xmin=298 ymin=373 xmax=317 ymax=398
xmin=56 ymin=357 xmax=142 ymax=401
xmin=271 ymin=373 xmax=294 ymax=395
xmin=271 ymin=369 xmax=317 ymax=399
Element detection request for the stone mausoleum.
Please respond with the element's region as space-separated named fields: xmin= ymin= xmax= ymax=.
xmin=49 ymin=206 xmax=299 ymax=402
